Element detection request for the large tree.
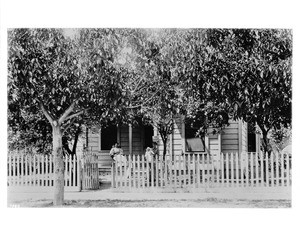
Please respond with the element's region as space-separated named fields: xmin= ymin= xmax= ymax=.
xmin=119 ymin=29 xmax=188 ymax=158
xmin=8 ymin=28 xmax=127 ymax=205
xmin=207 ymin=29 xmax=292 ymax=153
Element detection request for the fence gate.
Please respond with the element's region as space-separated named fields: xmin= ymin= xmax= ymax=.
xmin=81 ymin=153 xmax=99 ymax=190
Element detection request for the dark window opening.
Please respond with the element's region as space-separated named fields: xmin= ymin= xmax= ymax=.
xmin=101 ymin=126 xmax=117 ymax=150
xmin=248 ymin=133 xmax=256 ymax=152
xmin=185 ymin=124 xmax=205 ymax=152
xmin=144 ymin=125 xmax=154 ymax=149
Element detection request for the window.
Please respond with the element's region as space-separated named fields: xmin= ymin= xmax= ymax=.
xmin=101 ymin=126 xmax=117 ymax=150
xmin=185 ymin=124 xmax=205 ymax=152
xmin=248 ymin=133 xmax=256 ymax=152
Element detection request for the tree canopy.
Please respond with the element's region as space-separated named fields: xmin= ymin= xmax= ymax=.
xmin=8 ymin=28 xmax=292 ymax=204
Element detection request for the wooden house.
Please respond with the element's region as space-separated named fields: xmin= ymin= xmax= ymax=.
xmin=78 ymin=117 xmax=261 ymax=168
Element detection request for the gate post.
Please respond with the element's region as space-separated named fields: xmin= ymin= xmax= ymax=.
xmin=77 ymin=155 xmax=82 ymax=192
xmin=111 ymin=162 xmax=115 ymax=188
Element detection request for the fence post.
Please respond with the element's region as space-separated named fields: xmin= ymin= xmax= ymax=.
xmin=77 ymin=155 xmax=81 ymax=191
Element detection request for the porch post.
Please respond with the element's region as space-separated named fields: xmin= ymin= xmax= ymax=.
xmin=153 ymin=126 xmax=158 ymax=136
xmin=129 ymin=124 xmax=132 ymax=156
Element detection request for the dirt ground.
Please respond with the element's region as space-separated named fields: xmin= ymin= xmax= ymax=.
xmin=8 ymin=198 xmax=291 ymax=208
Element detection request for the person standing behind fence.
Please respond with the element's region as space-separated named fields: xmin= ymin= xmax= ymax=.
xmin=145 ymin=147 xmax=154 ymax=185
xmin=109 ymin=143 xmax=123 ymax=161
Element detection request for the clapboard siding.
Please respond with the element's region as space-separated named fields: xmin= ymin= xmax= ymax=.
xmin=87 ymin=128 xmax=100 ymax=152
xmin=209 ymin=135 xmax=220 ymax=152
xmin=221 ymin=120 xmax=239 ymax=153
xmin=222 ymin=145 xmax=239 ymax=150
xmin=173 ymin=117 xmax=183 ymax=156
xmin=222 ymin=134 xmax=239 ymax=140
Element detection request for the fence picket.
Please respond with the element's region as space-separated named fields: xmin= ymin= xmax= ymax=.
xmin=40 ymin=155 xmax=44 ymax=186
xmin=235 ymin=153 xmax=238 ymax=187
xmin=275 ymin=152 xmax=279 ymax=186
xmin=21 ymin=153 xmax=25 ymax=186
xmin=230 ymin=153 xmax=234 ymax=187
xmin=142 ymin=155 xmax=145 ymax=189
xmin=220 ymin=153 xmax=224 ymax=187
xmin=8 ymin=151 xmax=292 ymax=192
xmin=270 ymin=153 xmax=274 ymax=187
xmin=215 ymin=154 xmax=219 ymax=187
xmin=250 ymin=152 xmax=253 ymax=187
xmin=183 ymin=155 xmax=186 ymax=187
xmin=164 ymin=157 xmax=167 ymax=187
xmin=16 ymin=152 xmax=19 ymax=186
xmin=254 ymin=153 xmax=257 ymax=187
xmin=265 ymin=153 xmax=269 ymax=187
xmin=137 ymin=155 xmax=141 ymax=188
xmin=260 ymin=153 xmax=264 ymax=187
xmin=196 ymin=154 xmax=200 ymax=188
xmin=224 ymin=153 xmax=228 ymax=187
xmin=69 ymin=155 xmax=72 ymax=187
xmin=168 ymin=157 xmax=172 ymax=187
xmin=146 ymin=156 xmax=149 ymax=187
xmin=155 ymin=156 xmax=158 ymax=188
xmin=73 ymin=156 xmax=76 ymax=187
xmin=280 ymin=153 xmax=284 ymax=186
xmin=23 ymin=152 xmax=27 ymax=186
xmin=8 ymin=154 xmax=11 ymax=186
xmin=128 ymin=156 xmax=132 ymax=188
xmin=244 ymin=153 xmax=249 ymax=187
xmin=186 ymin=154 xmax=190 ymax=187
xmin=150 ymin=156 xmax=154 ymax=187
xmin=286 ymin=153 xmax=290 ymax=187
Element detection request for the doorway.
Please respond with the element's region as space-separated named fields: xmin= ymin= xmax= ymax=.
xmin=144 ymin=125 xmax=154 ymax=149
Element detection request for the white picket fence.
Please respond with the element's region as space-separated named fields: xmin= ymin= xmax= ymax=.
xmin=111 ymin=152 xmax=292 ymax=191
xmin=7 ymin=151 xmax=99 ymax=192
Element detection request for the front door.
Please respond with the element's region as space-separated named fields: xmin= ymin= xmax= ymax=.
xmin=144 ymin=125 xmax=154 ymax=149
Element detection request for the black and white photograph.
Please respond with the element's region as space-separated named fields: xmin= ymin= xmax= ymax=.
xmin=1 ymin=0 xmax=299 ymax=235
xmin=6 ymin=27 xmax=292 ymax=208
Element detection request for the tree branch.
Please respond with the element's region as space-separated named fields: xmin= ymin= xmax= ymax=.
xmin=62 ymin=118 xmax=76 ymax=134
xmin=64 ymin=109 xmax=88 ymax=122
xmin=58 ymin=102 xmax=76 ymax=125
xmin=126 ymin=89 xmax=161 ymax=109
xmin=40 ymin=103 xmax=54 ymax=124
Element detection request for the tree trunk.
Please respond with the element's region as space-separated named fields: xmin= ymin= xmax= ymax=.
xmin=162 ymin=139 xmax=167 ymax=160
xmin=71 ymin=125 xmax=81 ymax=156
xmin=52 ymin=125 xmax=64 ymax=206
